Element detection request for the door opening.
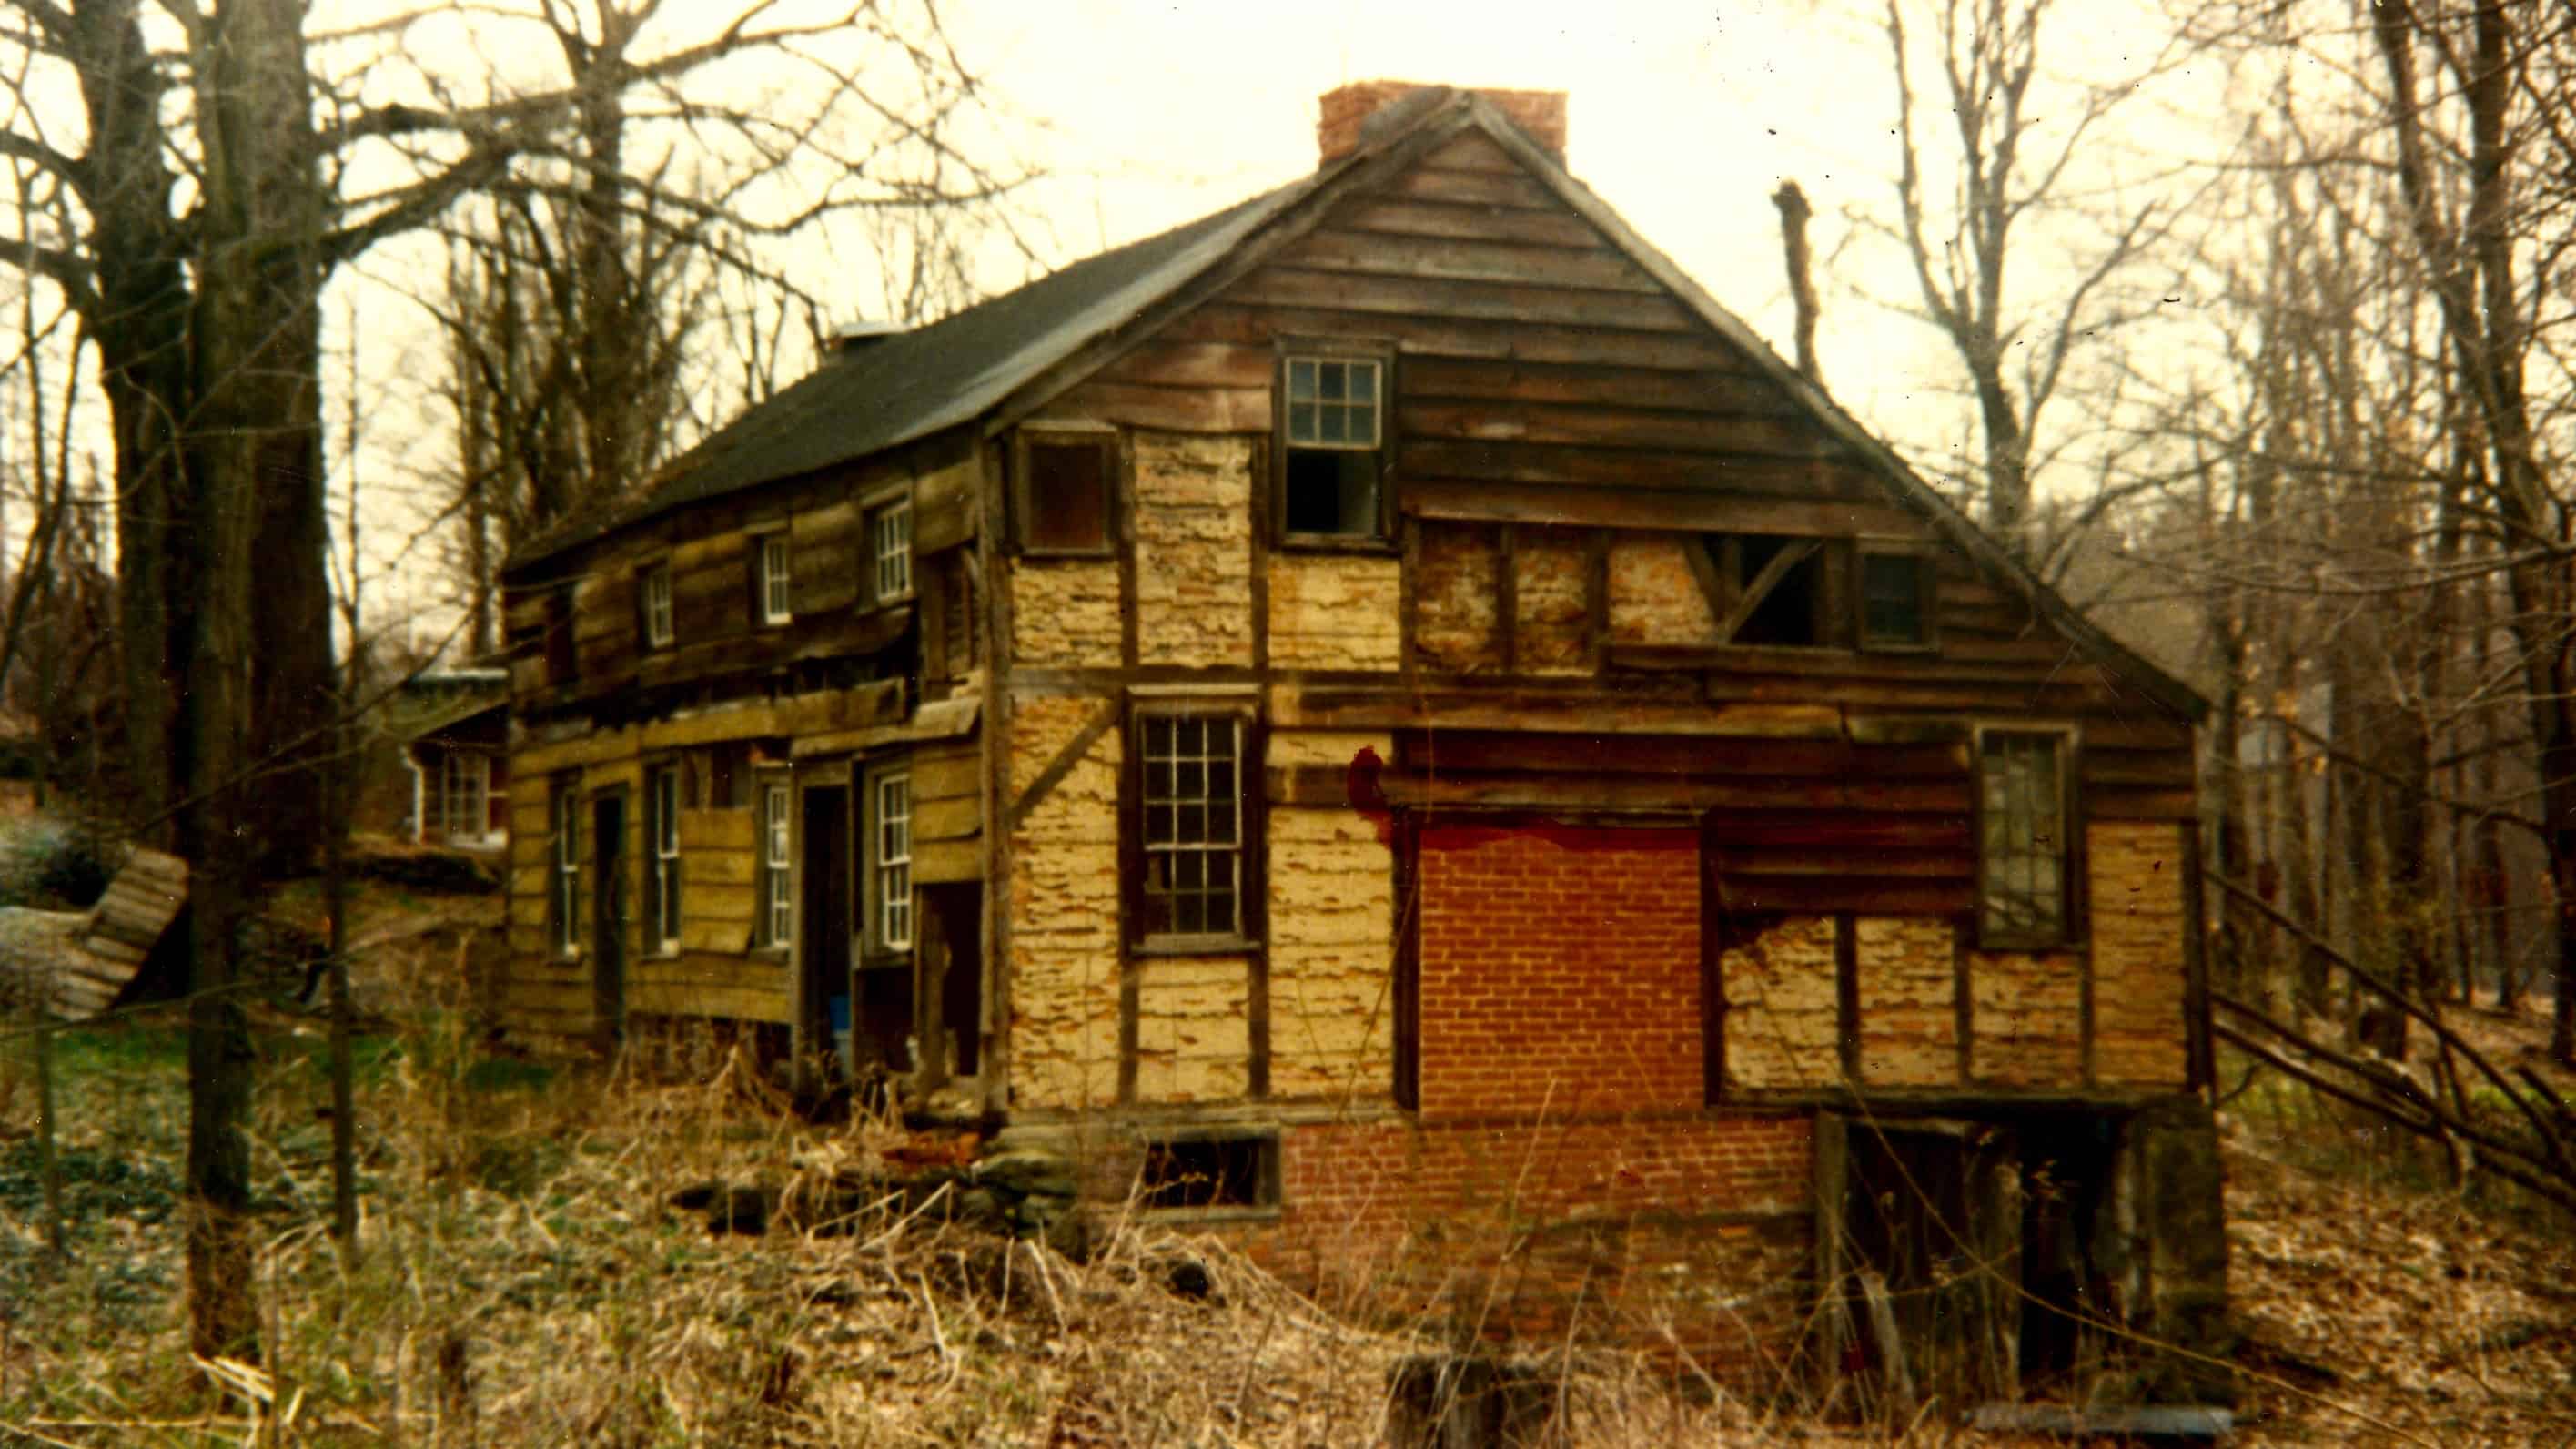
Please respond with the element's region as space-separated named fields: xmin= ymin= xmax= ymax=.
xmin=799 ymin=785 xmax=852 ymax=1077
xmin=1819 ymin=1116 xmax=2021 ymax=1414
xmin=590 ymin=791 xmax=627 ymax=1053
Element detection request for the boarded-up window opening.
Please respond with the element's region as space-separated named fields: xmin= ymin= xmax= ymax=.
xmin=1140 ymin=1134 xmax=1278 ymax=1211
xmin=1977 ymin=730 xmax=2073 ymax=947
xmin=1015 ymin=431 xmax=1117 ymax=555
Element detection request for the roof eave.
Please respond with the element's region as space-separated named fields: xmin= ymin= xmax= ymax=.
xmin=1458 ymin=96 xmax=2209 ymax=724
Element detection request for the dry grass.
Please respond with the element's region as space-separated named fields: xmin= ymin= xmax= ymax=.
xmin=1 ymin=900 xmax=2571 ymax=1445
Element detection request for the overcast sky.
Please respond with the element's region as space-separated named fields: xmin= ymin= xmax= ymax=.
xmin=328 ymin=0 xmax=2228 ymax=643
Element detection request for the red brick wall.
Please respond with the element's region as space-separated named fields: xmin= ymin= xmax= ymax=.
xmin=1240 ymin=1113 xmax=1813 ymax=1381
xmin=1317 ymin=82 xmax=1569 ymax=165
xmin=1417 ymin=824 xmax=1702 ymax=1118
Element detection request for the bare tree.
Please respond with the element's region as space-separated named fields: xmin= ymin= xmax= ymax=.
xmin=1871 ymin=0 xmax=2186 ymax=547
xmin=0 ymin=0 xmax=1030 ymax=1363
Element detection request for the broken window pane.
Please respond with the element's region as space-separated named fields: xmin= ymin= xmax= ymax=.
xmin=1978 ymin=732 xmax=2068 ymax=945
xmin=1282 ymin=355 xmax=1383 ymax=539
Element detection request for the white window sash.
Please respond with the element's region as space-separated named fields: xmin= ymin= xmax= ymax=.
xmin=872 ymin=502 xmax=913 ymax=602
xmin=762 ymin=782 xmax=793 ymax=947
xmin=646 ymin=569 xmax=674 ymax=644
xmin=761 ymin=536 xmax=792 ymax=623
xmin=875 ymin=772 xmax=912 ymax=950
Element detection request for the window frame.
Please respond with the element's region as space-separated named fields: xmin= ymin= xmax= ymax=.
xmin=754 ymin=532 xmax=793 ymax=627
xmin=1701 ymin=532 xmax=1841 ymax=651
xmin=1011 ymin=423 xmax=1121 ymax=559
xmin=551 ymin=776 xmax=582 ymax=958
xmin=641 ymin=562 xmax=675 ymax=649
xmin=1972 ymin=724 xmax=2080 ymax=951
xmin=1272 ymin=338 xmax=1396 ymax=551
xmin=439 ymin=749 xmax=491 ymax=847
xmin=1136 ymin=1127 xmax=1282 ymax=1219
xmin=757 ymin=775 xmax=793 ymax=951
xmin=543 ymin=588 xmax=579 ymax=685
xmin=866 ymin=492 xmax=914 ymax=606
xmin=645 ymin=760 xmax=683 ymax=957
xmin=1854 ymin=540 xmax=1939 ymax=653
xmin=865 ymin=764 xmax=914 ymax=956
xmin=1123 ymin=695 xmax=1263 ymax=955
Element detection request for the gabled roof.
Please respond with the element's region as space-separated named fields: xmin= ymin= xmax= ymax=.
xmin=509 ymin=181 xmax=1322 ymax=569
xmin=509 ymin=86 xmax=2204 ymax=720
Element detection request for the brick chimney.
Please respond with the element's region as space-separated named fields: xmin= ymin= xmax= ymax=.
xmin=1317 ymin=82 xmax=1568 ymax=167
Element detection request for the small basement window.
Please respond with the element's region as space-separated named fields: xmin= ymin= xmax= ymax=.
xmin=1279 ymin=351 xmax=1387 ymax=542
xmin=1015 ymin=430 xmax=1116 ymax=555
xmin=1858 ymin=545 xmax=1935 ymax=649
xmin=1140 ymin=1133 xmax=1278 ymax=1212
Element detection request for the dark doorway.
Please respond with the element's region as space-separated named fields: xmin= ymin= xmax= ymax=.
xmin=1822 ymin=1117 xmax=2021 ymax=1414
xmin=2015 ymin=1114 xmax=2122 ymax=1393
xmin=800 ymin=785 xmax=852 ymax=1075
xmin=591 ymin=791 xmax=627 ymax=1052
xmin=920 ymin=883 xmax=984 ymax=1081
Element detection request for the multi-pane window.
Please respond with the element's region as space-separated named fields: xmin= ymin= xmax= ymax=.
xmin=870 ymin=499 xmax=913 ymax=603
xmin=551 ymin=782 xmax=581 ymax=958
xmin=1137 ymin=714 xmax=1246 ymax=939
xmin=1280 ymin=354 xmax=1385 ymax=539
xmin=647 ymin=763 xmax=682 ymax=954
xmin=642 ymin=564 xmax=675 ymax=648
xmin=439 ymin=751 xmax=490 ymax=846
xmin=1859 ymin=547 xmax=1934 ymax=649
xmin=874 ymin=771 xmax=913 ymax=950
xmin=758 ymin=535 xmax=793 ymax=625
xmin=1978 ymin=731 xmax=2072 ymax=947
xmin=760 ymin=780 xmax=793 ymax=948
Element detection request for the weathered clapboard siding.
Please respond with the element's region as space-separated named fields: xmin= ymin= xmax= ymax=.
xmin=912 ymin=738 xmax=984 ymax=883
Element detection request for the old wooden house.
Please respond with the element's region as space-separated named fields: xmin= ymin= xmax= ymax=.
xmin=500 ymin=84 xmax=2227 ymax=1405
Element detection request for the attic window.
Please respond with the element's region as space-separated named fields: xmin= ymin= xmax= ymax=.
xmin=1705 ymin=534 xmax=1827 ymax=647
xmin=1278 ymin=350 xmax=1389 ymax=543
xmin=1858 ymin=545 xmax=1935 ymax=650
xmin=1015 ymin=428 xmax=1116 ymax=556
